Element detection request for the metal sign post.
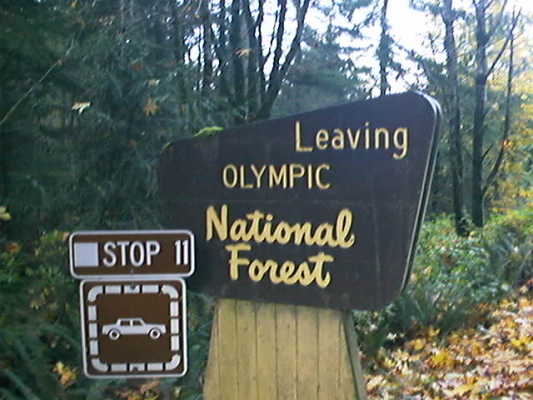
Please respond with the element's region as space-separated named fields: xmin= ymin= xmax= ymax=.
xmin=68 ymin=230 xmax=194 ymax=379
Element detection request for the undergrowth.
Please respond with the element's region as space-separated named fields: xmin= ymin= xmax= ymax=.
xmin=0 ymin=204 xmax=530 ymax=399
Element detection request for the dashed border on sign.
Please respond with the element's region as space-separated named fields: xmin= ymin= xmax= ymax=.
xmin=80 ymin=280 xmax=187 ymax=379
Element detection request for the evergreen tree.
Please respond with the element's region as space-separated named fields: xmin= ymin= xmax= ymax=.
xmin=274 ymin=24 xmax=368 ymax=116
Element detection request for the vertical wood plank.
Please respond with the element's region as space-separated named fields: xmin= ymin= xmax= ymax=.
xmin=236 ymin=300 xmax=258 ymax=399
xmin=203 ymin=303 xmax=219 ymax=400
xmin=318 ymin=308 xmax=341 ymax=400
xmin=256 ymin=302 xmax=277 ymax=400
xmin=275 ymin=303 xmax=297 ymax=400
xmin=203 ymin=300 xmax=367 ymax=400
xmin=217 ymin=299 xmax=239 ymax=400
xmin=296 ymin=306 xmax=319 ymax=400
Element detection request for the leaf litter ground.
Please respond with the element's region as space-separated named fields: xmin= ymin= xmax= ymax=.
xmin=364 ymin=282 xmax=533 ymax=399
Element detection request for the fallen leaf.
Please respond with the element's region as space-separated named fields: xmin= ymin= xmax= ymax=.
xmin=367 ymin=375 xmax=385 ymax=392
xmin=409 ymin=338 xmax=426 ymax=351
xmin=429 ymin=349 xmax=457 ymax=369
xmin=452 ymin=382 xmax=478 ymax=396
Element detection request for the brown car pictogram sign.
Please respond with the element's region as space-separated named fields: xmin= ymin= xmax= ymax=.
xmin=80 ymin=280 xmax=187 ymax=378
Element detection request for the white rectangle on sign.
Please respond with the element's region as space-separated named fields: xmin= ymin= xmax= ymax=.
xmin=74 ymin=243 xmax=99 ymax=267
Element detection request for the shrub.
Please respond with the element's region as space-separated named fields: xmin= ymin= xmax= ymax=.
xmin=0 ymin=231 xmax=84 ymax=399
xmin=354 ymin=204 xmax=532 ymax=357
xmin=483 ymin=202 xmax=532 ymax=285
xmin=0 ymin=230 xmax=214 ymax=400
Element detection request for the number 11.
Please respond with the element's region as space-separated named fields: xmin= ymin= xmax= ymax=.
xmin=175 ymin=240 xmax=189 ymax=265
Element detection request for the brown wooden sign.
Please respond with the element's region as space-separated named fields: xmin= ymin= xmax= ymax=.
xmin=69 ymin=230 xmax=194 ymax=279
xmin=158 ymin=92 xmax=441 ymax=310
xmin=80 ymin=280 xmax=187 ymax=378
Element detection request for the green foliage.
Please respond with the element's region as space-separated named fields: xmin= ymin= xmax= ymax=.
xmin=0 ymin=232 xmax=82 ymax=399
xmin=354 ymin=205 xmax=532 ymax=357
xmin=483 ymin=202 xmax=533 ymax=285
xmin=175 ymin=293 xmax=214 ymax=400
xmin=0 ymin=228 xmax=214 ymax=399
xmin=1 ymin=1 xmax=531 ymax=398
xmin=273 ymin=24 xmax=369 ymax=116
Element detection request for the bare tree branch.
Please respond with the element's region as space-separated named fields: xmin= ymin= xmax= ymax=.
xmin=485 ymin=10 xmax=520 ymax=79
xmin=256 ymin=0 xmax=310 ymax=119
xmin=486 ymin=0 xmax=508 ymax=37
xmin=0 ymin=40 xmax=74 ymax=129
xmin=484 ymin=13 xmax=518 ymax=196
xmin=243 ymin=0 xmax=259 ymax=116
xmin=268 ymin=0 xmax=288 ymax=89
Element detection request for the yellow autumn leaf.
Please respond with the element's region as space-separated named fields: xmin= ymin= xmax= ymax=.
xmin=0 ymin=206 xmax=11 ymax=221
xmin=511 ymin=337 xmax=531 ymax=350
xmin=470 ymin=340 xmax=484 ymax=357
xmin=429 ymin=349 xmax=456 ymax=369
xmin=382 ymin=357 xmax=395 ymax=369
xmin=144 ymin=97 xmax=159 ymax=116
xmin=6 ymin=241 xmax=21 ymax=254
xmin=452 ymin=382 xmax=478 ymax=396
xmin=72 ymin=101 xmax=91 ymax=114
xmin=427 ymin=327 xmax=440 ymax=338
xmin=409 ymin=338 xmax=426 ymax=351
xmin=53 ymin=361 xmax=77 ymax=387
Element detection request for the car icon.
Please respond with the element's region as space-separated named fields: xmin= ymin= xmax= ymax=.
xmin=101 ymin=318 xmax=166 ymax=340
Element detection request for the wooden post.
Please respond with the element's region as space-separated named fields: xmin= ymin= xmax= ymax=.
xmin=204 ymin=299 xmax=368 ymax=400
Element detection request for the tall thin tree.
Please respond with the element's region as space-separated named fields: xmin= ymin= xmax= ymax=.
xmin=378 ymin=0 xmax=390 ymax=96
xmin=471 ymin=0 xmax=518 ymax=226
xmin=442 ymin=0 xmax=468 ymax=236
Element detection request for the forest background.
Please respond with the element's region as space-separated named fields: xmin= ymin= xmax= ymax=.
xmin=0 ymin=0 xmax=531 ymax=399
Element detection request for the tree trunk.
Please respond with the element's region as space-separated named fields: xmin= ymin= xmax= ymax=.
xmin=230 ymin=0 xmax=246 ymax=122
xmin=472 ymin=0 xmax=489 ymax=227
xmin=484 ymin=15 xmax=518 ymax=199
xmin=442 ymin=0 xmax=468 ymax=236
xmin=200 ymin=1 xmax=214 ymax=96
xmin=378 ymin=0 xmax=390 ymax=97
xmin=172 ymin=3 xmax=187 ymax=102
xmin=206 ymin=0 xmax=310 ymax=123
